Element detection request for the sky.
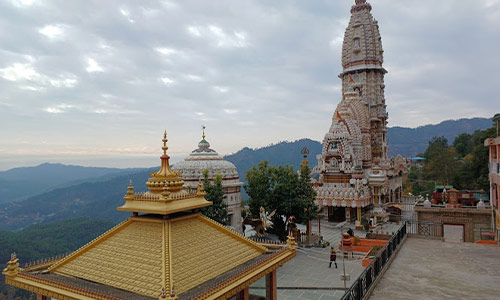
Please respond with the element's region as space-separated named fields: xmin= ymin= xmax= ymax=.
xmin=0 ymin=0 xmax=499 ymax=171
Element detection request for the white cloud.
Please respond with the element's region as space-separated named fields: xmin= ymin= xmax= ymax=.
xmin=160 ymin=77 xmax=175 ymax=85
xmin=0 ymin=63 xmax=40 ymax=81
xmin=187 ymin=25 xmax=249 ymax=48
xmin=155 ymin=47 xmax=178 ymax=56
xmin=187 ymin=26 xmax=201 ymax=37
xmin=44 ymin=104 xmax=74 ymax=114
xmin=10 ymin=0 xmax=38 ymax=7
xmin=0 ymin=61 xmax=78 ymax=89
xmin=50 ymin=78 xmax=77 ymax=88
xmin=39 ymin=24 xmax=66 ymax=40
xmin=223 ymin=109 xmax=238 ymax=114
xmin=120 ymin=8 xmax=135 ymax=23
xmin=85 ymin=58 xmax=104 ymax=73
xmin=213 ymin=86 xmax=228 ymax=93
xmin=184 ymin=74 xmax=204 ymax=82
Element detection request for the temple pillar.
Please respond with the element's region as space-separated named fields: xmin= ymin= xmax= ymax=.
xmin=239 ymin=287 xmax=249 ymax=300
xmin=374 ymin=187 xmax=379 ymax=205
xmin=266 ymin=270 xmax=277 ymax=300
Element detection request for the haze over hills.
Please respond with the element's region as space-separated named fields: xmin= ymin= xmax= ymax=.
xmin=0 ymin=163 xmax=146 ymax=204
xmin=387 ymin=117 xmax=492 ymax=157
xmin=0 ymin=117 xmax=492 ymax=231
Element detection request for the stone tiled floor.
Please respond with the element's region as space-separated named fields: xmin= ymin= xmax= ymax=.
xmin=247 ymin=219 xmax=405 ymax=300
xmin=370 ymin=238 xmax=500 ymax=300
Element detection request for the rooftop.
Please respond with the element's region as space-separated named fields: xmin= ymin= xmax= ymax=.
xmin=369 ymin=238 xmax=500 ymax=300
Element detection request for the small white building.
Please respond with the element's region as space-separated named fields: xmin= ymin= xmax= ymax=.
xmin=172 ymin=133 xmax=243 ymax=230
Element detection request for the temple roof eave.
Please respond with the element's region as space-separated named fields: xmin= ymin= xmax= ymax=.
xmin=117 ymin=196 xmax=211 ymax=215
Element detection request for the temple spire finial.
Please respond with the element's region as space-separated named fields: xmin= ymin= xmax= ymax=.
xmin=162 ymin=130 xmax=168 ymax=155
xmin=202 ymin=125 xmax=206 ymax=140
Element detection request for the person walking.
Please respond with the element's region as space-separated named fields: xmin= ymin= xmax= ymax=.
xmin=329 ymin=247 xmax=337 ymax=268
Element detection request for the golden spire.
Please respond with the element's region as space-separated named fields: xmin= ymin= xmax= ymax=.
xmin=202 ymin=125 xmax=206 ymax=140
xmin=162 ymin=130 xmax=168 ymax=155
xmin=146 ymin=131 xmax=184 ymax=194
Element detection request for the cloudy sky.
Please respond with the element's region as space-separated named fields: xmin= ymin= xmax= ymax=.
xmin=0 ymin=0 xmax=499 ymax=170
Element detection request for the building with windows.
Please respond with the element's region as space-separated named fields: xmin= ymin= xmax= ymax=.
xmin=313 ymin=0 xmax=407 ymax=226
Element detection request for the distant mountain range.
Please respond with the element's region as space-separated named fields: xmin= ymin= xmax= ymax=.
xmin=0 ymin=117 xmax=492 ymax=231
xmin=0 ymin=163 xmax=145 ymax=204
xmin=387 ymin=117 xmax=492 ymax=157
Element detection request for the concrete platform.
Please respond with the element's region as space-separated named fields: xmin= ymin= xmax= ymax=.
xmin=370 ymin=238 xmax=500 ymax=300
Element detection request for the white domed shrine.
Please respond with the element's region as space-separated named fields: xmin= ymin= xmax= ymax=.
xmin=172 ymin=128 xmax=243 ymax=230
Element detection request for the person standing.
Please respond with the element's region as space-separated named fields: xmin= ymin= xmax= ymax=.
xmin=329 ymin=247 xmax=337 ymax=268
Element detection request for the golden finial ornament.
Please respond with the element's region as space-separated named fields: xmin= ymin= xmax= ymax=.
xmin=162 ymin=130 xmax=168 ymax=155
xmin=145 ymin=131 xmax=184 ymax=193
xmin=2 ymin=253 xmax=19 ymax=276
xmin=124 ymin=180 xmax=135 ymax=201
xmin=202 ymin=125 xmax=206 ymax=140
xmin=286 ymin=235 xmax=298 ymax=249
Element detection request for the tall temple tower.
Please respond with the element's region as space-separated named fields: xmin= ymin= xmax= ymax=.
xmin=314 ymin=0 xmax=407 ymax=226
xmin=341 ymin=0 xmax=387 ymax=162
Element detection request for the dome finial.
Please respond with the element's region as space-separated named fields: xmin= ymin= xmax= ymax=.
xmin=202 ymin=125 xmax=206 ymax=140
xmin=162 ymin=130 xmax=168 ymax=155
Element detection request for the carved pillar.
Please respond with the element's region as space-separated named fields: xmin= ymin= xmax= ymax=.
xmin=266 ymin=270 xmax=277 ymax=300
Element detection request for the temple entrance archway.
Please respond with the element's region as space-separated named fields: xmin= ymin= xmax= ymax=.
xmin=328 ymin=206 xmax=346 ymax=222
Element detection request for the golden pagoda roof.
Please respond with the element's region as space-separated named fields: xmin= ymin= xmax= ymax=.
xmin=4 ymin=213 xmax=295 ymax=300
xmin=45 ymin=213 xmax=267 ymax=298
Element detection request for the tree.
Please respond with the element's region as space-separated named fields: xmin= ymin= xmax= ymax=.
xmin=423 ymin=136 xmax=459 ymax=185
xmin=244 ymin=160 xmax=317 ymax=240
xmin=245 ymin=161 xmax=273 ymax=217
xmin=453 ymin=133 xmax=472 ymax=157
xmin=200 ymin=170 xmax=228 ymax=225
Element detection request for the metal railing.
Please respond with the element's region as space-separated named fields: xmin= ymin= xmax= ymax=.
xmin=406 ymin=221 xmax=443 ymax=238
xmin=340 ymin=223 xmax=407 ymax=300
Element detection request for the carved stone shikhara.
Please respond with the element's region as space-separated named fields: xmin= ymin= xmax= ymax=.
xmin=314 ymin=0 xmax=408 ymax=223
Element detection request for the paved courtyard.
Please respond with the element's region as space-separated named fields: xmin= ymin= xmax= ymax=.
xmin=246 ymin=220 xmax=403 ymax=300
xmin=370 ymin=238 xmax=500 ymax=300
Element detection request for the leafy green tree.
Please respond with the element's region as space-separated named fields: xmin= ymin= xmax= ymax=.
xmin=200 ymin=170 xmax=229 ymax=225
xmin=423 ymin=136 xmax=459 ymax=185
xmin=244 ymin=160 xmax=317 ymax=240
xmin=470 ymin=127 xmax=496 ymax=190
xmin=453 ymin=133 xmax=473 ymax=157
xmin=245 ymin=161 xmax=273 ymax=217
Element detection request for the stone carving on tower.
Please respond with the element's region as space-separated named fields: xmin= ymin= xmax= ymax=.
xmin=313 ymin=0 xmax=407 ymax=226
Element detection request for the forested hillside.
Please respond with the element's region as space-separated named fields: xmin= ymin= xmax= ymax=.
xmin=0 ymin=218 xmax=115 ymax=299
xmin=0 ymin=163 xmax=144 ymax=204
xmin=388 ymin=117 xmax=491 ymax=157
xmin=0 ymin=169 xmax=154 ymax=231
